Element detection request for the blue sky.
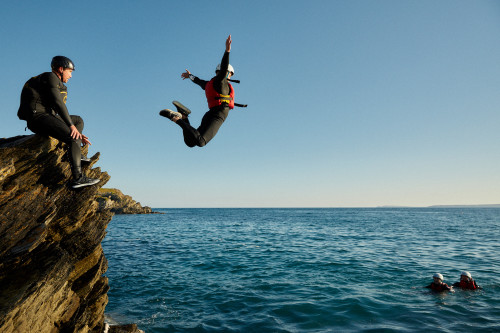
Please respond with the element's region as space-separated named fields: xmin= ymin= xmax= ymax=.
xmin=1 ymin=1 xmax=499 ymax=207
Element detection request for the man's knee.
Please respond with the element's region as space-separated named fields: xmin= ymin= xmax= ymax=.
xmin=184 ymin=140 xmax=205 ymax=148
xmin=183 ymin=138 xmax=196 ymax=148
xmin=71 ymin=115 xmax=84 ymax=131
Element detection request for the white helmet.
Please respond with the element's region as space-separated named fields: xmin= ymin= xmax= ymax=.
xmin=216 ymin=63 xmax=234 ymax=75
xmin=433 ymin=273 xmax=443 ymax=280
xmin=461 ymin=271 xmax=472 ymax=278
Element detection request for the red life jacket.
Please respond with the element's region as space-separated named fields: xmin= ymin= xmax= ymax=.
xmin=459 ymin=280 xmax=477 ymax=290
xmin=430 ymin=282 xmax=450 ymax=292
xmin=205 ymin=79 xmax=234 ymax=109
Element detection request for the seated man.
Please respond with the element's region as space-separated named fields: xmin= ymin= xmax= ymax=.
xmin=18 ymin=56 xmax=99 ymax=189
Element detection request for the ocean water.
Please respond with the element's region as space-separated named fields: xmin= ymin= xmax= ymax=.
xmin=102 ymin=208 xmax=500 ymax=332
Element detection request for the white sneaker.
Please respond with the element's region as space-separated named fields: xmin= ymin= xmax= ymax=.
xmin=159 ymin=109 xmax=182 ymax=120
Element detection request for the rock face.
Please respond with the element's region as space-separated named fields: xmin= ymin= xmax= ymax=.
xmin=96 ymin=188 xmax=155 ymax=214
xmin=0 ymin=135 xmax=113 ymax=333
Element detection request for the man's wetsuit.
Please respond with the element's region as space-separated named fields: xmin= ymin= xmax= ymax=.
xmin=18 ymin=72 xmax=84 ymax=179
xmin=176 ymin=51 xmax=234 ymax=147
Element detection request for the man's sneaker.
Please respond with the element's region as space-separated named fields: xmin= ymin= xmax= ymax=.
xmin=71 ymin=175 xmax=100 ymax=189
xmin=159 ymin=109 xmax=182 ymax=120
xmin=172 ymin=101 xmax=191 ymax=116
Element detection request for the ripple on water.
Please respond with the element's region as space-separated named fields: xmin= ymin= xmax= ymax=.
xmin=103 ymin=208 xmax=500 ymax=333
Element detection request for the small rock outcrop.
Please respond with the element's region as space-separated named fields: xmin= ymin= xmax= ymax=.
xmin=0 ymin=135 xmax=112 ymax=332
xmin=107 ymin=323 xmax=144 ymax=333
xmin=96 ymin=188 xmax=156 ymax=214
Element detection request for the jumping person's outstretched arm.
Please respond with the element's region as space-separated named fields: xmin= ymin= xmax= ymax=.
xmin=180 ymin=35 xmax=233 ymax=91
xmin=181 ymin=69 xmax=208 ymax=90
xmin=214 ymin=35 xmax=231 ymax=82
xmin=226 ymin=34 xmax=231 ymax=52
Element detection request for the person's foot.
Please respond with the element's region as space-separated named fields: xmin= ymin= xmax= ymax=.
xmin=172 ymin=101 xmax=191 ymax=117
xmin=71 ymin=175 xmax=100 ymax=189
xmin=81 ymin=156 xmax=91 ymax=165
xmin=159 ymin=109 xmax=182 ymax=121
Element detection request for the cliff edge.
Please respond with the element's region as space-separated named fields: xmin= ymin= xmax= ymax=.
xmin=0 ymin=134 xmax=112 ymax=332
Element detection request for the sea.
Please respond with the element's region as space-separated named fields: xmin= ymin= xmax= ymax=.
xmin=102 ymin=208 xmax=500 ymax=332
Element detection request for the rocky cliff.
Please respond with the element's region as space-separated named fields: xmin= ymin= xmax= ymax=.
xmin=0 ymin=134 xmax=134 ymax=332
xmin=96 ymin=188 xmax=156 ymax=214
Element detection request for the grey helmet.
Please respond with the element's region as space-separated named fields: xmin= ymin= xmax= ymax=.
xmin=51 ymin=56 xmax=75 ymax=70
xmin=215 ymin=63 xmax=234 ymax=75
xmin=461 ymin=271 xmax=472 ymax=279
xmin=433 ymin=273 xmax=443 ymax=280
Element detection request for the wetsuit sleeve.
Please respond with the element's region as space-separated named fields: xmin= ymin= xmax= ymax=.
xmin=217 ymin=51 xmax=230 ymax=80
xmin=212 ymin=51 xmax=231 ymax=95
xmin=46 ymin=74 xmax=74 ymax=127
xmin=190 ymin=75 xmax=208 ymax=90
xmin=452 ymin=282 xmax=460 ymax=287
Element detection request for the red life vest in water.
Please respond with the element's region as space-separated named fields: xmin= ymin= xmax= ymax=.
xmin=458 ymin=280 xmax=478 ymax=290
xmin=430 ymin=282 xmax=451 ymax=292
xmin=205 ymin=79 xmax=234 ymax=109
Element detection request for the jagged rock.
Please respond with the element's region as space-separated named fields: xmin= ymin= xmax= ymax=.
xmin=107 ymin=323 xmax=145 ymax=333
xmin=96 ymin=188 xmax=159 ymax=214
xmin=0 ymin=134 xmax=114 ymax=333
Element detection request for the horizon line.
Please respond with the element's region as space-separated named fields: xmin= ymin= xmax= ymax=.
xmin=150 ymin=204 xmax=500 ymax=209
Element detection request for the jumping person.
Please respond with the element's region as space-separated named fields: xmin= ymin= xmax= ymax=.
xmin=160 ymin=35 xmax=239 ymax=147
xmin=18 ymin=56 xmax=100 ymax=189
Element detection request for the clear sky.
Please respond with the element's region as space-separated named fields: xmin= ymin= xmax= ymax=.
xmin=1 ymin=1 xmax=499 ymax=207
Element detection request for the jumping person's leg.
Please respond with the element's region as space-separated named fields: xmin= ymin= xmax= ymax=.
xmin=176 ymin=107 xmax=229 ymax=147
xmin=177 ymin=118 xmax=199 ymax=148
xmin=161 ymin=105 xmax=230 ymax=147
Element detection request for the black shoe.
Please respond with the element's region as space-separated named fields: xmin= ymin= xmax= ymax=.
xmin=81 ymin=156 xmax=91 ymax=165
xmin=71 ymin=175 xmax=100 ymax=189
xmin=172 ymin=101 xmax=191 ymax=116
xmin=159 ymin=109 xmax=182 ymax=120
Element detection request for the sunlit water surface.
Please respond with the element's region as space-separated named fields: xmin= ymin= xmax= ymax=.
xmin=102 ymin=208 xmax=500 ymax=332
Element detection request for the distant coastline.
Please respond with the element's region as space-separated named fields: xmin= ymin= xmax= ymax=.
xmin=378 ymin=204 xmax=500 ymax=208
xmin=427 ymin=204 xmax=500 ymax=208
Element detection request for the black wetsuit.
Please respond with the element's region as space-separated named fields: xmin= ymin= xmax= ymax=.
xmin=177 ymin=51 xmax=233 ymax=147
xmin=18 ymin=72 xmax=84 ymax=179
xmin=425 ymin=282 xmax=452 ymax=292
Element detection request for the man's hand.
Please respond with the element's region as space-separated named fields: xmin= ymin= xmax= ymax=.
xmin=70 ymin=125 xmax=82 ymax=141
xmin=181 ymin=69 xmax=191 ymax=80
xmin=70 ymin=125 xmax=92 ymax=145
xmin=226 ymin=35 xmax=232 ymax=52
xmin=82 ymin=134 xmax=92 ymax=146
